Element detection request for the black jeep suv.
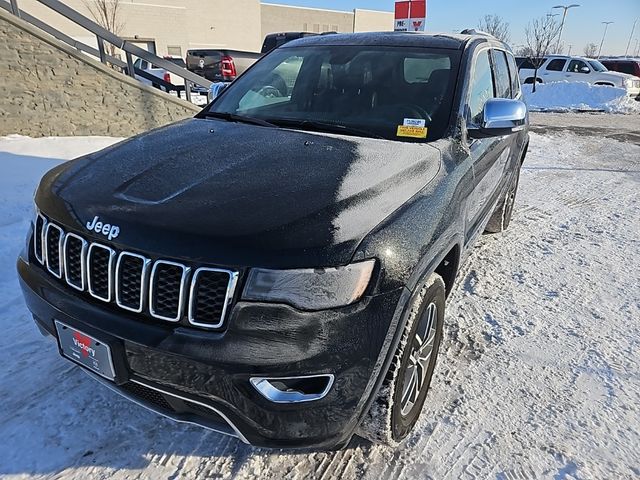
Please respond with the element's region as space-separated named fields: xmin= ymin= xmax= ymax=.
xmin=18 ymin=31 xmax=528 ymax=449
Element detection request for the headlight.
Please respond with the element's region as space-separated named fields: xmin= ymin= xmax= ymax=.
xmin=242 ymin=259 xmax=376 ymax=310
xmin=624 ymin=78 xmax=633 ymax=88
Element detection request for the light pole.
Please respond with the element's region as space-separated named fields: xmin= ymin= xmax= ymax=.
xmin=625 ymin=18 xmax=638 ymax=57
xmin=553 ymin=4 xmax=580 ymax=54
xmin=598 ymin=21 xmax=614 ymax=58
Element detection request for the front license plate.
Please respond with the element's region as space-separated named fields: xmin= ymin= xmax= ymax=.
xmin=54 ymin=321 xmax=116 ymax=380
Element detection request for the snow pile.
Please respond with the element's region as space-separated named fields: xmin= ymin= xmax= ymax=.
xmin=523 ymin=81 xmax=640 ymax=114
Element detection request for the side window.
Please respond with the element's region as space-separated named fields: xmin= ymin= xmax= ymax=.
xmin=491 ymin=50 xmax=511 ymax=98
xmin=619 ymin=62 xmax=635 ymax=75
xmin=568 ymin=60 xmax=590 ymax=73
xmin=167 ymin=46 xmax=182 ymax=57
xmin=506 ymin=53 xmax=521 ymax=98
xmin=468 ymin=49 xmax=495 ymax=125
xmin=545 ymin=59 xmax=567 ymax=71
xmin=133 ymin=59 xmax=141 ymax=69
xmin=140 ymin=60 xmax=149 ymax=70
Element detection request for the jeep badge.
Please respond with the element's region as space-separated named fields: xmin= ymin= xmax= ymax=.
xmin=86 ymin=216 xmax=120 ymax=240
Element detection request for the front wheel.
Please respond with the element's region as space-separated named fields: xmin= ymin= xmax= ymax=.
xmin=358 ymin=274 xmax=445 ymax=446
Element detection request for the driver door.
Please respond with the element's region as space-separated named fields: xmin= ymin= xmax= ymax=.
xmin=464 ymin=48 xmax=513 ymax=246
xmin=565 ymin=59 xmax=592 ymax=82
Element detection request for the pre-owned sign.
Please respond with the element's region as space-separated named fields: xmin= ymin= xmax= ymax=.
xmin=394 ymin=0 xmax=427 ymax=32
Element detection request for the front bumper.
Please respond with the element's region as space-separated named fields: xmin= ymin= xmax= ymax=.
xmin=626 ymin=86 xmax=640 ymax=98
xmin=17 ymin=255 xmax=404 ymax=449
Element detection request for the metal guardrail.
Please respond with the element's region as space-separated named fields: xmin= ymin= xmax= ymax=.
xmin=2 ymin=0 xmax=212 ymax=102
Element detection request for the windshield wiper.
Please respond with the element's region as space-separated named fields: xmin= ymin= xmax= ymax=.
xmin=203 ymin=111 xmax=276 ymax=128
xmin=267 ymin=118 xmax=385 ymax=140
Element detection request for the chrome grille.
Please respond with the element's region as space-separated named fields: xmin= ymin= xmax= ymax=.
xmin=45 ymin=223 xmax=64 ymax=278
xmin=33 ymin=212 xmax=237 ymax=330
xmin=150 ymin=261 xmax=190 ymax=322
xmin=63 ymin=233 xmax=87 ymax=291
xmin=87 ymin=243 xmax=115 ymax=302
xmin=116 ymin=253 xmax=149 ymax=313
xmin=34 ymin=213 xmax=46 ymax=264
xmin=189 ymin=268 xmax=238 ymax=328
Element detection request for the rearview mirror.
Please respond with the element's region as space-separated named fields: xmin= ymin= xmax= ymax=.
xmin=468 ymin=98 xmax=527 ymax=139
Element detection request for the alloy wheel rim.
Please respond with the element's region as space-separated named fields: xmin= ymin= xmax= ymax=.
xmin=400 ymin=302 xmax=437 ymax=416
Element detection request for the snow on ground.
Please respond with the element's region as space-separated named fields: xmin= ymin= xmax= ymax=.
xmin=0 ymin=117 xmax=639 ymax=479
xmin=523 ymin=81 xmax=640 ymax=114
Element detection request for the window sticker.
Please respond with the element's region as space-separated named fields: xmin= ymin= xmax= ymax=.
xmin=397 ymin=123 xmax=428 ymax=138
xmin=403 ymin=118 xmax=426 ymax=127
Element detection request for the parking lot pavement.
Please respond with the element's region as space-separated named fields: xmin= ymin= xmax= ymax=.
xmin=530 ymin=112 xmax=640 ymax=145
xmin=0 ymin=114 xmax=638 ymax=479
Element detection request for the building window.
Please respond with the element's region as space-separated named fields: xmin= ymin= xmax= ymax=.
xmin=322 ymin=24 xmax=329 ymax=32
xmin=303 ymin=23 xmax=308 ymax=31
xmin=313 ymin=23 xmax=320 ymax=33
xmin=167 ymin=46 xmax=182 ymax=57
xmin=331 ymin=24 xmax=338 ymax=32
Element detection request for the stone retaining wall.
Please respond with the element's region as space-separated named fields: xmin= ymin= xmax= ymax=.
xmin=0 ymin=9 xmax=200 ymax=137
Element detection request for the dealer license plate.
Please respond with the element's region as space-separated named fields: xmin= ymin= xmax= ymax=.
xmin=54 ymin=321 xmax=116 ymax=380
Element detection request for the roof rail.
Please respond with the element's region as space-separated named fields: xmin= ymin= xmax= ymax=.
xmin=1 ymin=0 xmax=212 ymax=102
xmin=459 ymin=28 xmax=495 ymax=38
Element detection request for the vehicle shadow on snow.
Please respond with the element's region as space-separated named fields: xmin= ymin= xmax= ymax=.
xmin=0 ymin=358 xmax=370 ymax=477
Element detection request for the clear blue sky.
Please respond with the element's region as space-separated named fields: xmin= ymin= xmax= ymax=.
xmin=263 ymin=0 xmax=640 ymax=55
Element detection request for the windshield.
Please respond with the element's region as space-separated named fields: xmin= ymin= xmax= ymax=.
xmin=207 ymin=46 xmax=461 ymax=142
xmin=588 ymin=60 xmax=608 ymax=72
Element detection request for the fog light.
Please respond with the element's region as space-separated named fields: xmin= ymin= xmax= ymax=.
xmin=250 ymin=374 xmax=334 ymax=403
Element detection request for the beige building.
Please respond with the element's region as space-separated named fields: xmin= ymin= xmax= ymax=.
xmin=16 ymin=0 xmax=394 ymax=57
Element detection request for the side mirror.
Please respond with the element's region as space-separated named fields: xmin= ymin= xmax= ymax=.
xmin=468 ymin=98 xmax=527 ymax=139
xmin=580 ymin=66 xmax=590 ymax=74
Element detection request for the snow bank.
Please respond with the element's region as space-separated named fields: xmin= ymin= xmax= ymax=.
xmin=523 ymin=81 xmax=640 ymax=114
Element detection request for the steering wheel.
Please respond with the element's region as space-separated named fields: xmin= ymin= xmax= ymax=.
xmin=255 ymin=85 xmax=284 ymax=98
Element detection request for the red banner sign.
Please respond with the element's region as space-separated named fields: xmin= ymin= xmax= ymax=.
xmin=394 ymin=0 xmax=427 ymax=32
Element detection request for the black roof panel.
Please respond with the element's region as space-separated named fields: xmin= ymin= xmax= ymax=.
xmin=282 ymin=31 xmax=482 ymax=50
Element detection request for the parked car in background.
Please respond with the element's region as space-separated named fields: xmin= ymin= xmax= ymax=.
xmin=186 ymin=49 xmax=261 ymax=83
xmin=600 ymin=59 xmax=640 ymax=79
xmin=133 ymin=56 xmax=186 ymax=90
xmin=519 ymin=55 xmax=640 ymax=97
xmin=188 ymin=33 xmax=321 ymax=96
xmin=515 ymin=56 xmax=542 ymax=70
xmin=20 ymin=31 xmax=529 ymax=449
xmin=261 ymin=32 xmax=317 ymax=54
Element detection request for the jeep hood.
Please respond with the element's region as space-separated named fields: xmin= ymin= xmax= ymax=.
xmin=37 ymin=118 xmax=442 ymax=268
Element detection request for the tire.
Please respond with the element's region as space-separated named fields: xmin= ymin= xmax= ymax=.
xmin=358 ymin=274 xmax=446 ymax=446
xmin=484 ymin=168 xmax=520 ymax=234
